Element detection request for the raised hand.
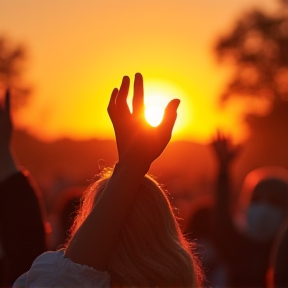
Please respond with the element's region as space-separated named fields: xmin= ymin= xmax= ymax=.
xmin=0 ymin=90 xmax=18 ymax=181
xmin=65 ymin=74 xmax=180 ymax=269
xmin=108 ymin=73 xmax=180 ymax=169
xmin=211 ymin=130 xmax=241 ymax=169
xmin=0 ymin=90 xmax=12 ymax=151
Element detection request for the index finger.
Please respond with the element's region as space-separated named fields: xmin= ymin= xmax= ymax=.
xmin=116 ymin=76 xmax=130 ymax=107
xmin=132 ymin=73 xmax=144 ymax=116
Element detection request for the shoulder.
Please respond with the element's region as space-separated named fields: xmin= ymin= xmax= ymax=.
xmin=13 ymin=250 xmax=110 ymax=288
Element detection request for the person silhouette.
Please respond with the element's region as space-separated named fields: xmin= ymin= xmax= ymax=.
xmin=13 ymin=73 xmax=202 ymax=288
xmin=48 ymin=186 xmax=83 ymax=250
xmin=0 ymin=90 xmax=47 ymax=287
xmin=211 ymin=131 xmax=288 ymax=288
xmin=184 ymin=196 xmax=227 ymax=288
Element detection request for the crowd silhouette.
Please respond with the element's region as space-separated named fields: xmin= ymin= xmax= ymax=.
xmin=185 ymin=133 xmax=288 ymax=288
xmin=0 ymin=73 xmax=288 ymax=287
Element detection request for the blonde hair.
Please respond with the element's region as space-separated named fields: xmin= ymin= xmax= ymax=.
xmin=67 ymin=168 xmax=202 ymax=287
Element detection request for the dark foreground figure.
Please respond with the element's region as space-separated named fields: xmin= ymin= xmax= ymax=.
xmin=0 ymin=91 xmax=47 ymax=287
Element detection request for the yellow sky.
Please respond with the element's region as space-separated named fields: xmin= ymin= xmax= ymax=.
xmin=0 ymin=0 xmax=278 ymax=143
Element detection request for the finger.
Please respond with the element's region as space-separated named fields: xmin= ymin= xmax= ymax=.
xmin=116 ymin=76 xmax=130 ymax=107
xmin=218 ymin=129 xmax=225 ymax=142
xmin=216 ymin=129 xmax=221 ymax=141
xmin=132 ymin=73 xmax=144 ymax=116
xmin=159 ymin=99 xmax=180 ymax=135
xmin=107 ymin=88 xmax=118 ymax=116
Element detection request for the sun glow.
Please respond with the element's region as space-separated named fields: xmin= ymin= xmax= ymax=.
xmin=145 ymin=105 xmax=164 ymax=127
xmin=126 ymin=78 xmax=192 ymax=138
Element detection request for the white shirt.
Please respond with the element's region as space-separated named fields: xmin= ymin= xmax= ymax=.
xmin=13 ymin=250 xmax=110 ymax=288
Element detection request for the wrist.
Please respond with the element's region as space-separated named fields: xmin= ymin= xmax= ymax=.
xmin=218 ymin=160 xmax=232 ymax=172
xmin=115 ymin=160 xmax=150 ymax=176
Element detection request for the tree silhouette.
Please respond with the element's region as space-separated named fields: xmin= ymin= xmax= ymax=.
xmin=0 ymin=36 xmax=31 ymax=108
xmin=213 ymin=1 xmax=288 ymax=203
xmin=214 ymin=2 xmax=288 ymax=107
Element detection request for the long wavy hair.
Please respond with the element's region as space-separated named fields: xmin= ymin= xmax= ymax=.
xmin=66 ymin=168 xmax=202 ymax=287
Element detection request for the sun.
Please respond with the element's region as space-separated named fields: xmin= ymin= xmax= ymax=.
xmin=145 ymin=105 xmax=164 ymax=127
xmin=127 ymin=78 xmax=191 ymax=138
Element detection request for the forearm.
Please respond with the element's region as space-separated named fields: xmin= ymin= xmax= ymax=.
xmin=65 ymin=161 xmax=149 ymax=270
xmin=213 ymin=163 xmax=238 ymax=242
xmin=216 ymin=165 xmax=230 ymax=215
xmin=214 ymin=163 xmax=243 ymax=247
xmin=0 ymin=148 xmax=19 ymax=182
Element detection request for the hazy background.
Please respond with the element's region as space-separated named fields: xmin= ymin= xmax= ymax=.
xmin=0 ymin=0 xmax=278 ymax=141
xmin=1 ymin=0 xmax=287 ymax=222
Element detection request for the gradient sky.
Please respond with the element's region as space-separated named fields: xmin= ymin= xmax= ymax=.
xmin=0 ymin=0 xmax=278 ymax=143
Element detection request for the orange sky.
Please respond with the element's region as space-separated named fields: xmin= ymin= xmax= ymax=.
xmin=0 ymin=0 xmax=278 ymax=143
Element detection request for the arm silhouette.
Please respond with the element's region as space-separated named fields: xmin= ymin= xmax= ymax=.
xmin=211 ymin=131 xmax=239 ymax=220
xmin=211 ymin=131 xmax=243 ymax=247
xmin=65 ymin=73 xmax=180 ymax=270
xmin=0 ymin=91 xmax=47 ymax=286
xmin=0 ymin=90 xmax=18 ymax=182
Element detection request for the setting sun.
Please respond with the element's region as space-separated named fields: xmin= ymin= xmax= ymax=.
xmin=0 ymin=0 xmax=264 ymax=143
xmin=127 ymin=79 xmax=192 ymax=138
xmin=145 ymin=105 xmax=164 ymax=127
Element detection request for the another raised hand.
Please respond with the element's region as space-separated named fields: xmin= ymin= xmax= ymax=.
xmin=108 ymin=73 xmax=179 ymax=169
xmin=211 ymin=131 xmax=241 ymax=228
xmin=0 ymin=90 xmax=12 ymax=147
xmin=0 ymin=90 xmax=18 ymax=181
xmin=211 ymin=130 xmax=240 ymax=171
xmin=0 ymin=90 xmax=47 ymax=286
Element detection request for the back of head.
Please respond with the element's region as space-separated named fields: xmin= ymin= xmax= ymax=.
xmin=239 ymin=166 xmax=288 ymax=212
xmin=68 ymin=168 xmax=201 ymax=288
xmin=184 ymin=195 xmax=214 ymax=237
xmin=237 ymin=166 xmax=288 ymax=241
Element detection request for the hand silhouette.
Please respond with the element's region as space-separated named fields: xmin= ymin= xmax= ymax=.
xmin=108 ymin=73 xmax=180 ymax=168
xmin=0 ymin=90 xmax=18 ymax=181
xmin=65 ymin=74 xmax=180 ymax=270
xmin=211 ymin=130 xmax=241 ymax=168
xmin=0 ymin=90 xmax=12 ymax=151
